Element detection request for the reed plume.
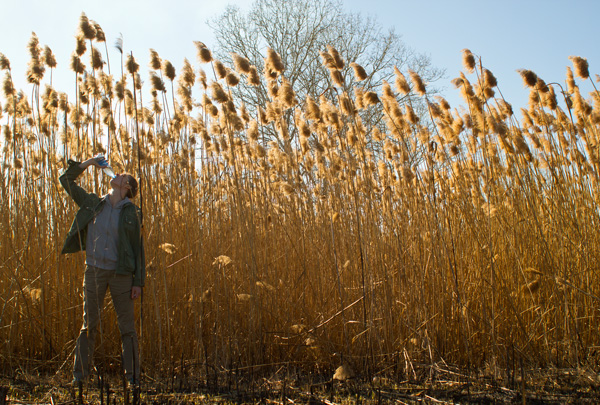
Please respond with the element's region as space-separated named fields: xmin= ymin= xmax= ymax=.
xmin=2 ymin=21 xmax=600 ymax=389
xmin=569 ymin=55 xmax=589 ymax=79
xmin=350 ymin=62 xmax=368 ymax=81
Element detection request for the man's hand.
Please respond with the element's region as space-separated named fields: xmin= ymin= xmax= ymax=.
xmin=79 ymin=156 xmax=107 ymax=170
xmin=131 ymin=286 xmax=142 ymax=300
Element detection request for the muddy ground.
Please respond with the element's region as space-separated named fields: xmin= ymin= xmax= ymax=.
xmin=2 ymin=365 xmax=600 ymax=404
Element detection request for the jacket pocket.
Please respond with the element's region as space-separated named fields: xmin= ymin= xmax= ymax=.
xmin=124 ymin=212 xmax=137 ymax=228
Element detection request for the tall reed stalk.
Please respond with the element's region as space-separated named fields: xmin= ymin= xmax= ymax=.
xmin=1 ymin=18 xmax=599 ymax=382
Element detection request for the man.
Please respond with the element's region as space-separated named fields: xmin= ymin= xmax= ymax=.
xmin=60 ymin=156 xmax=144 ymax=385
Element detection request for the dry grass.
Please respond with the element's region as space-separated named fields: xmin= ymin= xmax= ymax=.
xmin=2 ymin=366 xmax=600 ymax=404
xmin=1 ymin=16 xmax=600 ymax=387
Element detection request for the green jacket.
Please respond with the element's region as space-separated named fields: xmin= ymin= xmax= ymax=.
xmin=60 ymin=160 xmax=145 ymax=287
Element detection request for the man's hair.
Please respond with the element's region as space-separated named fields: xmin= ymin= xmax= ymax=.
xmin=123 ymin=173 xmax=139 ymax=198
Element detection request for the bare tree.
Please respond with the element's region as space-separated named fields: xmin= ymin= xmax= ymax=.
xmin=209 ymin=0 xmax=444 ymax=149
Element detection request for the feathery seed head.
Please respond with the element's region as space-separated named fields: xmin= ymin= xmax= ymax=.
xmin=248 ymin=120 xmax=259 ymax=141
xmin=232 ymin=53 xmax=251 ymax=74
xmin=70 ymin=53 xmax=85 ymax=74
xmin=115 ymin=78 xmax=125 ymax=100
xmin=535 ymin=77 xmax=549 ymax=93
xmin=528 ymin=90 xmax=540 ymax=108
xmin=79 ymin=13 xmax=96 ymax=40
xmin=408 ymin=69 xmax=426 ymax=95
xmin=75 ymin=35 xmax=86 ymax=57
xmin=462 ymin=49 xmax=476 ymax=73
xmin=451 ymin=114 xmax=464 ymax=134
xmin=572 ymin=87 xmax=592 ymax=116
xmin=93 ymin=22 xmax=105 ymax=42
xmin=319 ymin=50 xmax=336 ymax=69
xmin=392 ymin=67 xmax=410 ymax=95
xmin=214 ymin=60 xmax=227 ymax=79
xmin=197 ymin=68 xmax=207 ymax=89
xmin=99 ymin=96 xmax=110 ymax=111
xmin=428 ymin=101 xmax=443 ymax=119
xmin=330 ymin=69 xmax=344 ymax=87
xmin=346 ymin=127 xmax=358 ymax=146
xmin=382 ymin=80 xmax=395 ymax=102
xmin=279 ymin=79 xmax=297 ymax=108
xmin=114 ymin=34 xmax=123 ymax=54
xmin=518 ymin=69 xmax=538 ymax=88
xmin=363 ymin=91 xmax=380 ymax=106
xmin=514 ymin=134 xmax=531 ymax=156
xmin=482 ymin=86 xmax=495 ymax=100
xmin=327 ymin=45 xmax=344 ymax=69
xmin=354 ymin=87 xmax=365 ymax=110
xmin=405 ymin=104 xmax=419 ymax=124
xmin=226 ymin=71 xmax=240 ymax=87
xmin=499 ymin=100 xmax=513 ymax=117
xmin=181 ymin=58 xmax=195 ymax=87
xmin=0 ymin=54 xmax=10 ymax=70
xmin=266 ymin=100 xmax=283 ymax=122
xmin=320 ymin=99 xmax=341 ymax=130
xmin=240 ymin=102 xmax=250 ymax=122
xmin=150 ymin=71 xmax=165 ymax=92
xmin=228 ymin=110 xmax=244 ymax=132
xmin=436 ymin=96 xmax=451 ymax=111
xmin=298 ymin=118 xmax=311 ymax=139
xmin=90 ymin=46 xmax=104 ymax=70
xmin=126 ymin=54 xmax=139 ymax=74
xmin=372 ymin=127 xmax=384 ymax=142
xmin=44 ymin=46 xmax=57 ymax=68
xmin=202 ymin=93 xmax=214 ymax=110
xmin=566 ymin=66 xmax=576 ymax=93
xmin=26 ymin=58 xmax=44 ymax=84
xmin=569 ymin=55 xmax=589 ymax=79
xmin=247 ymin=66 xmax=260 ymax=86
xmin=27 ymin=32 xmax=41 ymax=60
xmin=210 ymin=81 xmax=228 ymax=103
xmin=451 ymin=77 xmax=463 ymax=88
xmin=483 ymin=69 xmax=497 ymax=88
xmin=266 ymin=48 xmax=284 ymax=73
xmin=224 ymin=100 xmax=236 ymax=114
xmin=305 ymin=95 xmax=321 ymax=121
xmin=163 ymin=60 xmax=176 ymax=81
xmin=195 ymin=41 xmax=213 ymax=63
xmin=267 ymin=81 xmax=279 ymax=99
xmin=350 ymin=62 xmax=368 ymax=81
xmin=339 ymin=93 xmax=354 ymax=116
xmin=263 ymin=63 xmax=278 ymax=80
xmin=458 ymin=73 xmax=475 ymax=100
xmin=58 ymin=92 xmax=68 ymax=111
xmin=149 ymin=49 xmax=162 ymax=70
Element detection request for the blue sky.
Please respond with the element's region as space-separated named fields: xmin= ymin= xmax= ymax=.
xmin=0 ymin=0 xmax=597 ymax=114
xmin=347 ymin=0 xmax=599 ymax=110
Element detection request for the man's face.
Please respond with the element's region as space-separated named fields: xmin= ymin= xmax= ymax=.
xmin=110 ymin=173 xmax=130 ymax=193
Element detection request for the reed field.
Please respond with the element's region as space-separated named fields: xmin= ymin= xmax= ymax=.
xmin=2 ymin=14 xmax=600 ymax=392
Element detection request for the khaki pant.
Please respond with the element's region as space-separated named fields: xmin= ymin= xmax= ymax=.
xmin=73 ymin=265 xmax=139 ymax=382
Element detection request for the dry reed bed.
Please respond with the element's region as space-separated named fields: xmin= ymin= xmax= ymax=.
xmin=1 ymin=15 xmax=600 ymax=380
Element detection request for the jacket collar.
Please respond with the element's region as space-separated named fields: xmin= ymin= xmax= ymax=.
xmin=100 ymin=194 xmax=132 ymax=209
